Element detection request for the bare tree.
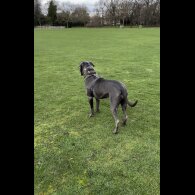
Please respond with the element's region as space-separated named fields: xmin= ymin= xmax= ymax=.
xmin=58 ymin=2 xmax=74 ymax=28
xmin=71 ymin=5 xmax=90 ymax=27
xmin=118 ymin=0 xmax=134 ymax=26
xmin=104 ymin=0 xmax=121 ymax=26
xmin=94 ymin=0 xmax=107 ymax=25
xmin=140 ymin=0 xmax=156 ymax=26
xmin=151 ymin=0 xmax=160 ymax=25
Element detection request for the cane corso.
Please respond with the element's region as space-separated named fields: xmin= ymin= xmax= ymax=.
xmin=80 ymin=61 xmax=138 ymax=134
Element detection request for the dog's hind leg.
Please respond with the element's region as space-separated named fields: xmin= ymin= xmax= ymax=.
xmin=110 ymin=97 xmax=120 ymax=134
xmin=111 ymin=107 xmax=119 ymax=134
xmin=96 ymin=98 xmax=100 ymax=112
xmin=121 ymin=101 xmax=128 ymax=126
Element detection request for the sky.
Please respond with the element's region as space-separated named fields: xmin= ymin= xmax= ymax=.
xmin=41 ymin=0 xmax=98 ymax=15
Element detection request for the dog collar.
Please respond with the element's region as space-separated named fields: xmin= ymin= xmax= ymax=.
xmin=84 ymin=74 xmax=100 ymax=80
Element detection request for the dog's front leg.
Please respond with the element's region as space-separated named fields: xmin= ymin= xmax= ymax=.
xmin=88 ymin=96 xmax=94 ymax=117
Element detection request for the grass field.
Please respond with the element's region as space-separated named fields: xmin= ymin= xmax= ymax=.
xmin=34 ymin=27 xmax=160 ymax=195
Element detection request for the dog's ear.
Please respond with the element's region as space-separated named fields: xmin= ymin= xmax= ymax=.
xmin=80 ymin=62 xmax=84 ymax=76
xmin=89 ymin=62 xmax=95 ymax=67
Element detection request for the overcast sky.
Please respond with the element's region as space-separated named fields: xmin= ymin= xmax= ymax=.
xmin=41 ymin=0 xmax=98 ymax=14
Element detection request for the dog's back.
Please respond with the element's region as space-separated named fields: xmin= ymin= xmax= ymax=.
xmin=92 ymin=78 xmax=127 ymax=101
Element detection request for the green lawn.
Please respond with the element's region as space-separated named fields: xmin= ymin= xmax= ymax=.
xmin=34 ymin=27 xmax=160 ymax=195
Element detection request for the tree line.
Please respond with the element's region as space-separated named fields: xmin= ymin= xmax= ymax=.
xmin=34 ymin=0 xmax=160 ymax=27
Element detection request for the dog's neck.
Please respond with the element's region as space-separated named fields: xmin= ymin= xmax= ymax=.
xmin=84 ymin=73 xmax=99 ymax=80
xmin=84 ymin=74 xmax=100 ymax=84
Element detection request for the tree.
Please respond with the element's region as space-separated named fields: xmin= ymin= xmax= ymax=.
xmin=47 ymin=0 xmax=57 ymax=25
xmin=118 ymin=0 xmax=134 ymax=26
xmin=34 ymin=0 xmax=42 ymax=26
xmin=87 ymin=15 xmax=102 ymax=27
xmin=94 ymin=0 xmax=107 ymax=26
xmin=104 ymin=0 xmax=120 ymax=26
xmin=94 ymin=0 xmax=160 ymax=27
xmin=139 ymin=0 xmax=160 ymax=26
xmin=58 ymin=2 xmax=74 ymax=28
xmin=71 ymin=5 xmax=90 ymax=27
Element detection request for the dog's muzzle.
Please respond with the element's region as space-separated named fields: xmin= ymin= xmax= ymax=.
xmin=84 ymin=67 xmax=96 ymax=76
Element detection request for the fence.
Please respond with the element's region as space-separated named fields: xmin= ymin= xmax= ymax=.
xmin=34 ymin=26 xmax=65 ymax=29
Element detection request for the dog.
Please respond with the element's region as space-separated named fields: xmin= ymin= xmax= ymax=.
xmin=79 ymin=61 xmax=138 ymax=134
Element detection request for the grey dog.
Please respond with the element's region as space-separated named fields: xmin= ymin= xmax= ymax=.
xmin=80 ymin=61 xmax=138 ymax=134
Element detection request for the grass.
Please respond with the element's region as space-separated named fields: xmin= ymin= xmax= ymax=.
xmin=34 ymin=27 xmax=160 ymax=195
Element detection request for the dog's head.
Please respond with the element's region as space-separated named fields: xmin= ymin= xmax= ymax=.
xmin=79 ymin=61 xmax=96 ymax=76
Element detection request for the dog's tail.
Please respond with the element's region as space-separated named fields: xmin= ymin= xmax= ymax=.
xmin=127 ymin=100 xmax=138 ymax=107
xmin=120 ymin=82 xmax=138 ymax=107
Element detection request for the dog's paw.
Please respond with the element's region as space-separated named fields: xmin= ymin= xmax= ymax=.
xmin=113 ymin=128 xmax=119 ymax=134
xmin=121 ymin=120 xmax=127 ymax=126
xmin=113 ymin=130 xmax=118 ymax=134
xmin=89 ymin=113 xmax=95 ymax=118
